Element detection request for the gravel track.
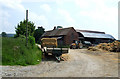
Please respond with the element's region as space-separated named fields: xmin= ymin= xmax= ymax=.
xmin=1 ymin=49 xmax=118 ymax=77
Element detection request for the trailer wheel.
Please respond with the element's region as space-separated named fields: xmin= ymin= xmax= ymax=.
xmin=79 ymin=43 xmax=83 ymax=49
xmin=55 ymin=56 xmax=61 ymax=62
xmin=44 ymin=52 xmax=48 ymax=56
xmin=70 ymin=46 xmax=72 ymax=49
xmin=72 ymin=45 xmax=76 ymax=49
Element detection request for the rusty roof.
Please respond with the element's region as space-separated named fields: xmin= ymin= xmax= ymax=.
xmin=42 ymin=27 xmax=74 ymax=37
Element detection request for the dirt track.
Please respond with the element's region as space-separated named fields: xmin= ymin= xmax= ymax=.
xmin=1 ymin=49 xmax=119 ymax=77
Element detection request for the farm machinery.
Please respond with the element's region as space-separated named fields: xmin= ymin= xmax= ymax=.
xmin=40 ymin=38 xmax=69 ymax=62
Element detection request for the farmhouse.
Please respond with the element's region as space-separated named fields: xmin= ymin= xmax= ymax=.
xmin=76 ymin=29 xmax=115 ymax=44
xmin=41 ymin=27 xmax=79 ymax=46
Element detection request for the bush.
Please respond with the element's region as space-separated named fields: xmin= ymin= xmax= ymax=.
xmin=1 ymin=32 xmax=7 ymax=37
xmin=28 ymin=36 xmax=35 ymax=48
xmin=2 ymin=37 xmax=42 ymax=66
xmin=19 ymin=35 xmax=26 ymax=38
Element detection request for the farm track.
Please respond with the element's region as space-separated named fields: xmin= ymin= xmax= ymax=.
xmin=1 ymin=49 xmax=118 ymax=77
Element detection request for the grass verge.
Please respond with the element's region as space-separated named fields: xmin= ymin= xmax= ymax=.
xmin=2 ymin=37 xmax=42 ymax=66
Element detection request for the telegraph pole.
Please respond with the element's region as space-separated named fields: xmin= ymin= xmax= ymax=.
xmin=26 ymin=10 xmax=28 ymax=47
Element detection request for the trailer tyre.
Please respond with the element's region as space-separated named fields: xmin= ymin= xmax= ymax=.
xmin=55 ymin=56 xmax=61 ymax=63
xmin=79 ymin=44 xmax=83 ymax=49
xmin=44 ymin=52 xmax=48 ymax=56
xmin=70 ymin=46 xmax=72 ymax=49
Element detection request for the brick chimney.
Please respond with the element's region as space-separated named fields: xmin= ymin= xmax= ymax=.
xmin=53 ymin=26 xmax=56 ymax=30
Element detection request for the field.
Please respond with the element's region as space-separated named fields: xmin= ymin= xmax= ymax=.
xmin=2 ymin=37 xmax=42 ymax=66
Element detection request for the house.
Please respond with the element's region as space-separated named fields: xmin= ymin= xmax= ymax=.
xmin=76 ymin=30 xmax=115 ymax=44
xmin=41 ymin=27 xmax=79 ymax=46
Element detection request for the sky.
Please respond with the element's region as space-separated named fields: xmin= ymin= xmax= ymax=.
xmin=0 ymin=0 xmax=119 ymax=39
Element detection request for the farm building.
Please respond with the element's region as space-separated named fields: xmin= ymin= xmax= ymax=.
xmin=76 ymin=30 xmax=115 ymax=44
xmin=41 ymin=27 xmax=115 ymax=46
xmin=41 ymin=27 xmax=79 ymax=46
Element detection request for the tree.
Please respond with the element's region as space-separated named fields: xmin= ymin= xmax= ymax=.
xmin=34 ymin=26 xmax=45 ymax=43
xmin=1 ymin=32 xmax=7 ymax=37
xmin=15 ymin=20 xmax=35 ymax=37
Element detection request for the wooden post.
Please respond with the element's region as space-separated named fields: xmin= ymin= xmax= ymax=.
xmin=26 ymin=10 xmax=28 ymax=47
xmin=118 ymin=3 xmax=120 ymax=73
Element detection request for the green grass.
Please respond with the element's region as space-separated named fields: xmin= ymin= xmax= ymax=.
xmin=2 ymin=37 xmax=42 ymax=66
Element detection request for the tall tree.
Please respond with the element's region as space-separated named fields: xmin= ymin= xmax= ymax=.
xmin=15 ymin=20 xmax=35 ymax=37
xmin=1 ymin=32 xmax=7 ymax=37
xmin=34 ymin=26 xmax=45 ymax=43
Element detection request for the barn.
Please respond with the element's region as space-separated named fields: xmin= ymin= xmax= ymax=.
xmin=41 ymin=27 xmax=115 ymax=46
xmin=76 ymin=30 xmax=115 ymax=45
xmin=41 ymin=27 xmax=79 ymax=46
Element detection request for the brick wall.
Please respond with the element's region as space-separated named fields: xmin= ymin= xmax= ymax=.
xmin=64 ymin=28 xmax=79 ymax=45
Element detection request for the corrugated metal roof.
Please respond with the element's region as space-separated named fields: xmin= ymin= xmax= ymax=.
xmin=80 ymin=32 xmax=115 ymax=39
xmin=76 ymin=29 xmax=105 ymax=34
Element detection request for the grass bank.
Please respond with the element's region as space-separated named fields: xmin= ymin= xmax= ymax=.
xmin=2 ymin=37 xmax=42 ymax=66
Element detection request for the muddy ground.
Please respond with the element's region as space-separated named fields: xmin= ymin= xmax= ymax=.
xmin=1 ymin=49 xmax=119 ymax=77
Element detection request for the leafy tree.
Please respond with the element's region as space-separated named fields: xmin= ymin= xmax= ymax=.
xmin=34 ymin=26 xmax=45 ymax=43
xmin=15 ymin=20 xmax=35 ymax=37
xmin=1 ymin=32 xmax=7 ymax=37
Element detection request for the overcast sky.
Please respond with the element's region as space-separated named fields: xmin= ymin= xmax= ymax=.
xmin=0 ymin=0 xmax=119 ymax=39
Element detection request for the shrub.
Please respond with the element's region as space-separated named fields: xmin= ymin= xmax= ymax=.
xmin=19 ymin=35 xmax=26 ymax=38
xmin=1 ymin=32 xmax=7 ymax=37
xmin=28 ymin=36 xmax=35 ymax=48
xmin=2 ymin=37 xmax=42 ymax=66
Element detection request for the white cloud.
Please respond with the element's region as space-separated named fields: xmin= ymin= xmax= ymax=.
xmin=0 ymin=0 xmax=25 ymax=12
xmin=74 ymin=0 xmax=90 ymax=9
xmin=75 ymin=0 xmax=118 ymax=39
xmin=40 ymin=4 xmax=51 ymax=12
xmin=21 ymin=0 xmax=72 ymax=3
xmin=74 ymin=0 xmax=119 ymax=9
xmin=21 ymin=0 xmax=54 ymax=3
xmin=79 ymin=7 xmax=118 ymax=38
xmin=58 ymin=9 xmax=75 ymax=25
xmin=0 ymin=9 xmax=13 ymax=33
xmin=79 ymin=7 xmax=117 ymax=23
xmin=0 ymin=0 xmax=25 ymax=33
xmin=76 ymin=0 xmax=118 ymax=22
xmin=29 ymin=12 xmax=49 ymax=29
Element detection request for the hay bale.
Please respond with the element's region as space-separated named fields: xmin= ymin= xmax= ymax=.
xmin=60 ymin=54 xmax=69 ymax=61
xmin=97 ymin=41 xmax=120 ymax=52
xmin=88 ymin=40 xmax=120 ymax=52
xmin=88 ymin=47 xmax=99 ymax=51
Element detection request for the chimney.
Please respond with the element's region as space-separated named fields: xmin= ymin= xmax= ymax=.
xmin=53 ymin=26 xmax=56 ymax=30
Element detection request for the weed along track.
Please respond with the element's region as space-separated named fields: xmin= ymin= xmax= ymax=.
xmin=1 ymin=49 xmax=118 ymax=77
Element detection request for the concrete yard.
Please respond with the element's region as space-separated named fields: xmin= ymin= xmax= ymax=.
xmin=1 ymin=49 xmax=119 ymax=77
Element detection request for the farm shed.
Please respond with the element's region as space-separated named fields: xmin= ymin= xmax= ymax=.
xmin=76 ymin=30 xmax=115 ymax=44
xmin=41 ymin=27 xmax=79 ymax=46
